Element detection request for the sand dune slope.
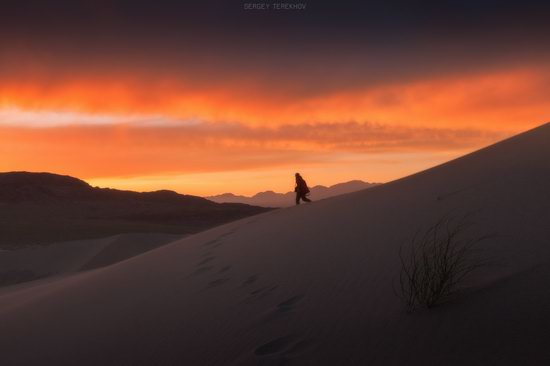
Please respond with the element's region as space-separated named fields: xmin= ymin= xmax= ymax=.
xmin=1 ymin=123 xmax=549 ymax=365
xmin=0 ymin=233 xmax=182 ymax=288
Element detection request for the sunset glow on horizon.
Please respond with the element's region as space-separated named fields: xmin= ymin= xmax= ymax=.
xmin=2 ymin=1 xmax=549 ymax=196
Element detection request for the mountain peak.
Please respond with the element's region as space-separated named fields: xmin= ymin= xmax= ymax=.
xmin=0 ymin=172 xmax=93 ymax=202
xmin=0 ymin=171 xmax=90 ymax=188
xmin=208 ymin=180 xmax=378 ymax=207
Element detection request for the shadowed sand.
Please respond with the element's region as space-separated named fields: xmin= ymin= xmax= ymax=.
xmin=0 ymin=233 xmax=183 ymax=287
xmin=0 ymin=173 xmax=270 ymax=248
xmin=0 ymin=123 xmax=549 ymax=365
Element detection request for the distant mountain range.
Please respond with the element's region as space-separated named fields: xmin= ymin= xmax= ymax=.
xmin=207 ymin=180 xmax=378 ymax=207
xmin=0 ymin=172 xmax=270 ymax=247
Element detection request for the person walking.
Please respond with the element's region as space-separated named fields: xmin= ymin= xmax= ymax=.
xmin=294 ymin=173 xmax=312 ymax=205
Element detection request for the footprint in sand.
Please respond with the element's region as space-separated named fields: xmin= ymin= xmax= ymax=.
xmin=218 ymin=265 xmax=231 ymax=273
xmin=238 ymin=277 xmax=278 ymax=305
xmin=189 ymin=266 xmax=214 ymax=277
xmin=211 ymin=241 xmax=225 ymax=249
xmin=202 ymin=230 xmax=235 ymax=249
xmin=198 ymin=256 xmax=215 ymax=265
xmin=250 ymin=285 xmax=279 ymax=299
xmin=242 ymin=275 xmax=258 ymax=287
xmin=260 ymin=294 xmax=305 ymax=323
xmin=207 ymin=278 xmax=230 ymax=288
xmin=276 ymin=295 xmax=304 ymax=313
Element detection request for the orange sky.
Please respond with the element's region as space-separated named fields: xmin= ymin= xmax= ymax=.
xmin=2 ymin=1 xmax=550 ymax=197
xmin=1 ymin=64 xmax=549 ymax=195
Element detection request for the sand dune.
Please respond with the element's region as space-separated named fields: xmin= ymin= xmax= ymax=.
xmin=0 ymin=233 xmax=182 ymax=288
xmin=0 ymin=123 xmax=549 ymax=365
xmin=0 ymin=172 xmax=269 ymax=248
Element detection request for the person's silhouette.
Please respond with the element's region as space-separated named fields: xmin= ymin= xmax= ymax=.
xmin=294 ymin=173 xmax=312 ymax=205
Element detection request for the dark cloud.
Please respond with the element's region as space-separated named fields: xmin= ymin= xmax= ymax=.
xmin=3 ymin=1 xmax=550 ymax=38
xmin=1 ymin=1 xmax=549 ymax=99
